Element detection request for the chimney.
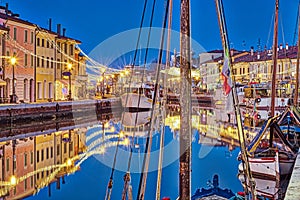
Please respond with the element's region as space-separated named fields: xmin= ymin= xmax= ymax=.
xmin=230 ymin=49 xmax=234 ymax=56
xmin=257 ymin=54 xmax=260 ymax=60
xmin=285 ymin=43 xmax=289 ymax=50
xmin=57 ymin=24 xmax=61 ymax=36
xmin=5 ymin=3 xmax=8 ymax=15
xmin=250 ymin=46 xmax=254 ymax=56
xmin=279 ymin=43 xmax=283 ymax=50
xmin=49 ymin=18 xmax=52 ymax=31
xmin=62 ymin=28 xmax=66 ymax=37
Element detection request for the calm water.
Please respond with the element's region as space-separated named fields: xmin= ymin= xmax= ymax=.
xmin=1 ymin=108 xmax=243 ymax=200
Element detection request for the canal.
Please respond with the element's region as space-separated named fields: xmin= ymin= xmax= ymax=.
xmin=0 ymin=105 xmax=243 ymax=200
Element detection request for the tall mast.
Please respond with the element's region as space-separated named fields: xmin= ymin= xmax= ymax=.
xmin=270 ymin=0 xmax=279 ymax=116
xmin=294 ymin=3 xmax=300 ymax=106
xmin=214 ymin=0 xmax=256 ymax=199
xmin=179 ymin=0 xmax=192 ymax=199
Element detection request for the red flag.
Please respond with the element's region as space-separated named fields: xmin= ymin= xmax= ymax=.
xmin=221 ymin=48 xmax=232 ymax=95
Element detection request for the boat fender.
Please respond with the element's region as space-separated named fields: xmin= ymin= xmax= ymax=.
xmin=255 ymin=98 xmax=261 ymax=103
xmin=56 ymin=103 xmax=60 ymax=112
xmin=257 ymin=114 xmax=261 ymax=119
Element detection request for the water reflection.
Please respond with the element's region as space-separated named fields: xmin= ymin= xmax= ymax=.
xmin=0 ymin=106 xmax=246 ymax=199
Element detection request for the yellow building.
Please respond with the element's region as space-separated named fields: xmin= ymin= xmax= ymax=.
xmin=55 ymin=24 xmax=81 ymax=101
xmin=35 ymin=28 xmax=56 ymax=102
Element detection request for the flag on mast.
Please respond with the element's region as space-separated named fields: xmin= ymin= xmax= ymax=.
xmin=221 ymin=47 xmax=232 ymax=96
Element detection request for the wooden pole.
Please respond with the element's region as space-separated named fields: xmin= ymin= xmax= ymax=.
xmin=270 ymin=0 xmax=279 ymax=116
xmin=294 ymin=3 xmax=300 ymax=106
xmin=179 ymin=0 xmax=192 ymax=199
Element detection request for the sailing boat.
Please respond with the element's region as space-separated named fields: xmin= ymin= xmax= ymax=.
xmin=237 ymin=0 xmax=299 ymax=199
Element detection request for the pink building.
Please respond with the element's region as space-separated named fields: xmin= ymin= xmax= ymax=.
xmin=0 ymin=5 xmax=35 ymax=103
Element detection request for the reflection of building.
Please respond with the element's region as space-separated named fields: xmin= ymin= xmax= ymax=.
xmin=0 ymin=138 xmax=35 ymax=199
xmin=0 ymin=127 xmax=86 ymax=199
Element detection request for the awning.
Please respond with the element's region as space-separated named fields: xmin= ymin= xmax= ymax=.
xmin=0 ymin=79 xmax=6 ymax=86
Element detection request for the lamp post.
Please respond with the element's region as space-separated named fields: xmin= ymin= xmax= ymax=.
xmin=100 ymin=68 xmax=105 ymax=99
xmin=67 ymin=63 xmax=72 ymax=101
xmin=10 ymin=57 xmax=17 ymax=103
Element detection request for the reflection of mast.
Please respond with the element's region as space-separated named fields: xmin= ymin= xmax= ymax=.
xmin=294 ymin=3 xmax=300 ymax=106
xmin=179 ymin=0 xmax=192 ymax=199
xmin=214 ymin=0 xmax=256 ymax=199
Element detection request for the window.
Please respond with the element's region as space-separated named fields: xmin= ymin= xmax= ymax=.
xmin=41 ymin=56 xmax=44 ymax=67
xmin=37 ymin=38 xmax=40 ymax=46
xmin=6 ymin=158 xmax=9 ymax=171
xmin=51 ymin=57 xmax=54 ymax=68
xmin=37 ymin=150 xmax=40 ymax=162
xmin=70 ymin=44 xmax=73 ymax=55
xmin=31 ymin=151 xmax=33 ymax=164
xmin=47 ymin=41 xmax=50 ymax=48
xmin=44 ymin=80 xmax=47 ymax=99
xmin=31 ymin=176 xmax=33 ymax=187
xmin=46 ymin=148 xmax=49 ymax=159
xmin=64 ymin=43 xmax=67 ymax=54
xmin=31 ymin=32 xmax=34 ymax=44
xmin=13 ymin=27 xmax=17 ymax=40
xmin=64 ymin=142 xmax=67 ymax=154
xmin=31 ymin=55 xmax=34 ymax=67
xmin=24 ymin=179 xmax=27 ymax=190
xmin=37 ymin=82 xmax=42 ymax=99
xmin=41 ymin=149 xmax=44 ymax=161
xmin=46 ymin=57 xmax=49 ymax=68
xmin=41 ymin=39 xmax=45 ymax=47
xmin=51 ymin=147 xmax=53 ymax=158
xmin=37 ymin=57 xmax=40 ymax=67
xmin=24 ymin=30 xmax=28 ymax=43
xmin=24 ymin=54 xmax=28 ymax=66
xmin=6 ymin=51 xmax=9 ymax=57
xmin=57 ymin=144 xmax=60 ymax=155
xmin=57 ymin=42 xmax=61 ymax=52
xmin=49 ymin=82 xmax=53 ymax=99
xmin=69 ymin=142 xmax=73 ymax=152
xmin=37 ymin=173 xmax=39 ymax=180
xmin=24 ymin=153 xmax=27 ymax=167
xmin=24 ymin=79 xmax=28 ymax=100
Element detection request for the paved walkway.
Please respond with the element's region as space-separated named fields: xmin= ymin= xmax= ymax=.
xmin=284 ymin=150 xmax=300 ymax=200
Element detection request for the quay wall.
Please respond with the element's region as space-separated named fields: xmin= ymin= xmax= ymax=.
xmin=0 ymin=98 xmax=122 ymax=124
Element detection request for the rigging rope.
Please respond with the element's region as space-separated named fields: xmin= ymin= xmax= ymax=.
xmin=104 ymin=0 xmax=149 ymax=199
xmin=155 ymin=0 xmax=172 ymax=199
xmin=137 ymin=0 xmax=170 ymax=199
xmin=122 ymin=0 xmax=159 ymax=198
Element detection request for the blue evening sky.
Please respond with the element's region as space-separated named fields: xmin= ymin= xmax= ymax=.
xmin=5 ymin=0 xmax=299 ymax=55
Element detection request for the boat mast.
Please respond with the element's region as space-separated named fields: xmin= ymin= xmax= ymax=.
xmin=155 ymin=0 xmax=173 ymax=200
xmin=214 ymin=0 xmax=256 ymax=199
xmin=270 ymin=0 xmax=279 ymax=116
xmin=294 ymin=3 xmax=300 ymax=106
xmin=179 ymin=0 xmax=192 ymax=199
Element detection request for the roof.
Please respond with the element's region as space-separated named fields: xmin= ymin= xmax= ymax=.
xmin=234 ymin=46 xmax=298 ymax=63
xmin=0 ymin=12 xmax=35 ymax=27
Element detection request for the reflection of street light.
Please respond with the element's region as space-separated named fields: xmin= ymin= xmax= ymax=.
xmin=10 ymin=57 xmax=17 ymax=103
xmin=67 ymin=63 xmax=72 ymax=101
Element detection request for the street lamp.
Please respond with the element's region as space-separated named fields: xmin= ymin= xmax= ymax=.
xmin=100 ymin=68 xmax=105 ymax=99
xmin=10 ymin=57 xmax=17 ymax=103
xmin=67 ymin=63 xmax=72 ymax=101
